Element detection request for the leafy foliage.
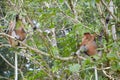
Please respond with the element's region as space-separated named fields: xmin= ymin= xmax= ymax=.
xmin=0 ymin=0 xmax=120 ymax=80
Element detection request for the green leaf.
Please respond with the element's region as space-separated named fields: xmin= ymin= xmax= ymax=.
xmin=93 ymin=55 xmax=100 ymax=60
xmin=52 ymin=66 xmax=59 ymax=73
xmin=52 ymin=47 xmax=59 ymax=56
xmin=106 ymin=0 xmax=110 ymax=2
xmin=69 ymin=64 xmax=80 ymax=73
xmin=91 ymin=0 xmax=95 ymax=8
xmin=59 ymin=0 xmax=64 ymax=3
xmin=107 ymin=53 xmax=117 ymax=60
xmin=95 ymin=0 xmax=100 ymax=3
xmin=111 ymin=61 xmax=120 ymax=71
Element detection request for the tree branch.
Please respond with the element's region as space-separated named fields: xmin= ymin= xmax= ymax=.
xmin=101 ymin=0 xmax=117 ymax=21
xmin=0 ymin=33 xmax=86 ymax=61
xmin=55 ymin=1 xmax=99 ymax=36
xmin=102 ymin=69 xmax=114 ymax=80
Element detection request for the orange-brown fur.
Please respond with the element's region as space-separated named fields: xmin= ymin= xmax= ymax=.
xmin=8 ymin=21 xmax=26 ymax=47
xmin=80 ymin=33 xmax=97 ymax=56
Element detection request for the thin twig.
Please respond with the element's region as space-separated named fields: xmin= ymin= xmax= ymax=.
xmin=0 ymin=76 xmax=9 ymax=80
xmin=101 ymin=63 xmax=114 ymax=80
xmin=56 ymin=1 xmax=99 ymax=35
xmin=0 ymin=33 xmax=86 ymax=61
xmin=101 ymin=0 xmax=117 ymax=21
xmin=102 ymin=69 xmax=114 ymax=80
xmin=0 ymin=53 xmax=24 ymax=80
xmin=15 ymin=52 xmax=18 ymax=80
xmin=94 ymin=66 xmax=98 ymax=80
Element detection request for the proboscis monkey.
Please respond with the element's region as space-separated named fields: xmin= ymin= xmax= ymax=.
xmin=8 ymin=15 xmax=26 ymax=47
xmin=79 ymin=33 xmax=97 ymax=56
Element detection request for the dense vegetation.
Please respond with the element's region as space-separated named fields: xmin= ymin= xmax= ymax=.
xmin=0 ymin=0 xmax=120 ymax=80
